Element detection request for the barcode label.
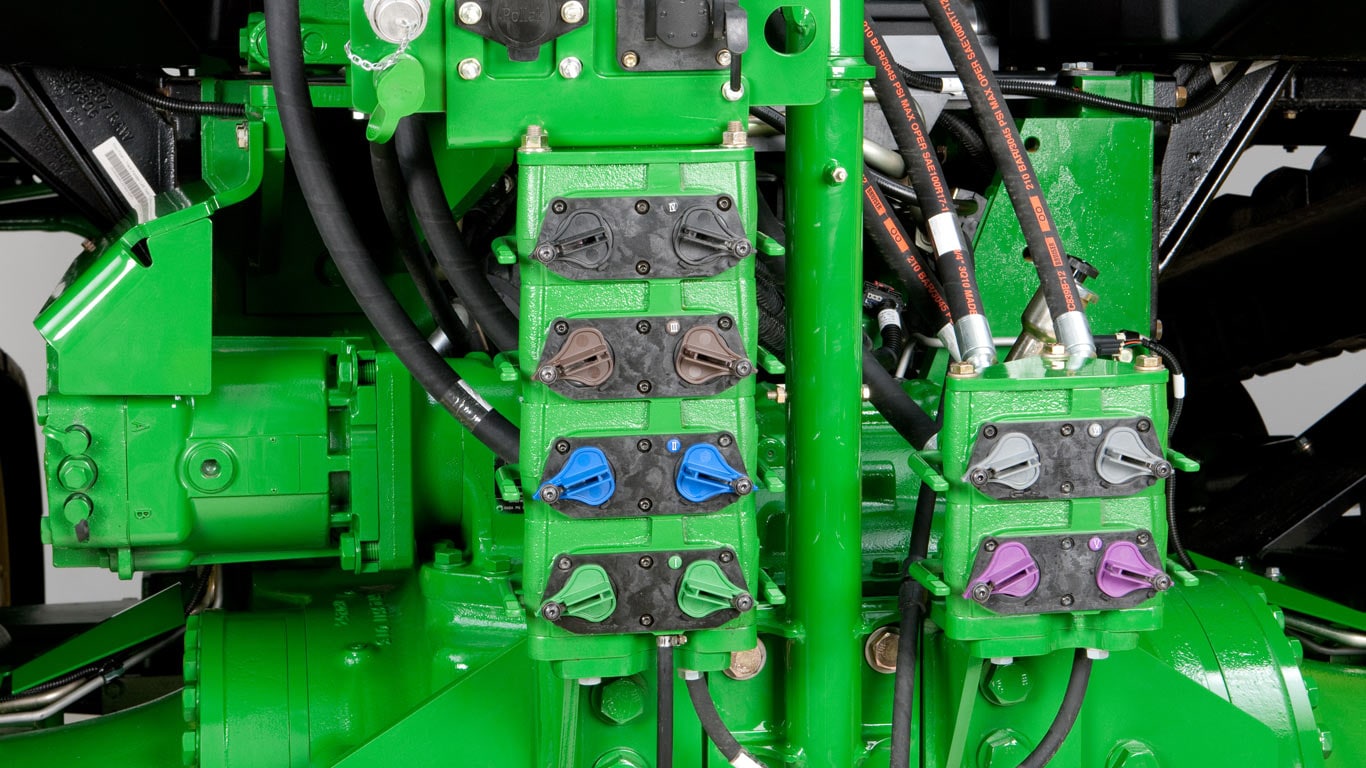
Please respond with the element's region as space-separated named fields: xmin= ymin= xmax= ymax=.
xmin=92 ymin=137 xmax=155 ymax=223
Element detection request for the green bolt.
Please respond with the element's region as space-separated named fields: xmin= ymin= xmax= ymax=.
xmin=981 ymin=661 xmax=1033 ymax=707
xmin=57 ymin=455 xmax=97 ymax=491
xmin=977 ymin=729 xmax=1031 ymax=767
xmin=595 ymin=676 xmax=646 ymax=725
xmin=433 ymin=540 xmax=464 ymax=569
xmin=1105 ymin=739 xmax=1160 ymax=768
xmin=62 ymin=494 xmax=93 ymax=526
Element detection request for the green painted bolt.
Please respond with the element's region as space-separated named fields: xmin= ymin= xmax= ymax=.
xmin=62 ymin=494 xmax=94 ymax=526
xmin=433 ymin=540 xmax=464 ymax=569
xmin=591 ymin=748 xmax=649 ymax=768
xmin=977 ymin=729 xmax=1031 ymax=767
xmin=595 ymin=677 xmax=646 ymax=725
xmin=57 ymin=455 xmax=97 ymax=491
xmin=1105 ymin=739 xmax=1160 ymax=768
xmin=1320 ymin=730 xmax=1334 ymax=759
xmin=981 ymin=661 xmax=1033 ymax=706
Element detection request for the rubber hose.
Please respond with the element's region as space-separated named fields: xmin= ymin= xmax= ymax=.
xmin=685 ymin=675 xmax=759 ymax=766
xmin=369 ymin=140 xmax=470 ymax=353
xmin=264 ymin=0 xmax=519 ymax=464
xmin=863 ymin=18 xmax=988 ymax=342
xmin=1017 ymin=649 xmax=1094 ymax=768
xmin=890 ymin=487 xmax=937 ymax=768
xmin=917 ymin=0 xmax=1089 ymax=351
xmin=864 ymin=349 xmax=938 ymax=449
xmin=395 ymin=118 xmax=520 ymax=353
xmin=861 ymin=176 xmax=955 ymax=333
xmin=657 ymin=643 xmax=674 ymax=768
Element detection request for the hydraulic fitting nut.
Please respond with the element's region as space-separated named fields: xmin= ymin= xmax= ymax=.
xmin=522 ymin=125 xmax=549 ymax=152
xmin=364 ymin=0 xmax=430 ymax=43
xmin=1134 ymin=354 xmax=1164 ymax=372
xmin=947 ymin=360 xmax=979 ymax=378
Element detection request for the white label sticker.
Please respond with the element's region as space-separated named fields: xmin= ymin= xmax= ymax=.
xmin=939 ymin=76 xmax=964 ymax=97
xmin=927 ymin=212 xmax=963 ymax=256
xmin=877 ymin=308 xmax=902 ymax=329
xmin=92 ymin=137 xmax=155 ymax=223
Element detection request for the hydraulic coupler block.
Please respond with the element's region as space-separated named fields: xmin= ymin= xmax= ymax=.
xmin=517 ymin=146 xmax=759 ymax=680
xmin=936 ymin=356 xmax=1177 ymax=659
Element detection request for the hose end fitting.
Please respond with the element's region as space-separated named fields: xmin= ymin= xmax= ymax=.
xmin=1055 ymin=311 xmax=1096 ymax=371
xmin=956 ymin=314 xmax=997 ymax=371
xmin=936 ymin=323 xmax=963 ymax=362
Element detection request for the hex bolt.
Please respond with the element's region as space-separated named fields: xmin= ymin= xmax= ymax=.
xmin=718 ymin=434 xmax=734 ymax=447
xmin=947 ymin=361 xmax=978 ymax=378
xmin=636 ymin=320 xmax=652 ymax=334
xmin=537 ymin=366 xmax=558 ymax=383
xmin=1136 ymin=418 xmax=1152 ymax=433
xmin=725 ymin=639 xmax=767 ymax=681
xmin=638 ymin=498 xmax=653 ymax=512
xmin=1060 ymin=423 xmax=1075 ymax=437
xmin=559 ymin=0 xmax=584 ymax=23
xmin=636 ymin=439 xmax=652 ymax=453
xmin=717 ymin=196 xmax=733 ymax=211
xmin=1060 ymin=594 xmax=1075 ymax=607
xmin=639 ymin=614 xmax=655 ymax=627
xmin=718 ymin=315 xmax=734 ymax=330
xmin=984 ymin=539 xmax=998 ymax=552
xmin=1060 ymin=481 xmax=1074 ymax=494
xmin=827 ymin=166 xmax=849 ymax=184
xmin=557 ymin=556 xmax=573 ymax=570
xmin=551 ymin=199 xmax=568 ymax=214
xmin=541 ymin=602 xmax=563 ymax=621
xmin=553 ymin=320 xmax=570 ymax=335
xmin=864 ymin=627 xmax=900 ymax=674
xmin=732 ymin=477 xmax=754 ymax=495
xmin=982 ymin=424 xmax=998 ymax=439
xmin=636 ymin=380 xmax=653 ymax=394
xmin=534 ymin=244 xmax=557 ymax=263
xmin=972 ymin=584 xmax=992 ymax=602
xmin=555 ymin=439 xmax=571 ymax=454
xmin=732 ymin=593 xmax=755 ymax=612
xmin=635 ymin=260 xmax=651 ymax=275
xmin=541 ymin=485 xmax=563 ymax=503
xmin=634 ymin=200 xmax=650 ymax=214
xmin=719 ymin=549 xmax=734 ymax=563
xmin=639 ymin=555 xmax=654 ymax=569
xmin=457 ymin=58 xmax=482 ymax=80
xmin=1136 ymin=532 xmax=1151 ymax=546
xmin=970 ymin=469 xmax=989 ymax=486
xmin=1061 ymin=537 xmax=1075 ymax=550
xmin=1087 ymin=422 xmax=1103 ymax=438
xmin=457 ymin=1 xmax=482 ymax=24
xmin=558 ymin=56 xmax=583 ymax=79
xmin=522 ymin=125 xmax=549 ymax=152
xmin=716 ymin=49 xmax=732 ymax=67
xmin=621 ymin=51 xmax=640 ymax=68
xmin=1134 ymin=354 xmax=1164 ymax=372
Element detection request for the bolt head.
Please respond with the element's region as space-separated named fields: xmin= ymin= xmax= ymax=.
xmin=596 ymin=677 xmax=646 ymax=725
xmin=457 ymin=57 xmax=482 ymax=80
xmin=970 ymin=469 xmax=988 ymax=486
xmin=557 ymin=556 xmax=572 ymax=570
xmin=634 ymin=200 xmax=650 ymax=214
xmin=1136 ymin=532 xmax=1151 ymax=546
xmin=718 ymin=434 xmax=733 ymax=447
xmin=457 ymin=1 xmax=483 ymax=24
xmin=558 ymin=56 xmax=583 ymax=79
xmin=1061 ymin=537 xmax=1075 ymax=550
xmin=553 ymin=320 xmax=570 ymax=335
xmin=541 ymin=485 xmax=562 ymax=503
xmin=636 ymin=439 xmax=652 ymax=452
xmin=1087 ymin=422 xmax=1104 ymax=437
xmin=972 ymin=583 xmax=992 ymax=602
xmin=638 ymin=556 xmax=653 ymax=568
xmin=637 ymin=498 xmax=653 ymax=511
xmin=716 ymin=49 xmax=732 ymax=66
xmin=947 ymin=360 xmax=978 ymax=378
xmin=732 ymin=477 xmax=753 ymax=495
xmin=719 ymin=550 xmax=734 ymax=563
xmin=636 ymin=380 xmax=652 ymax=394
xmin=725 ymin=639 xmax=767 ymax=680
xmin=537 ymin=366 xmax=558 ymax=383
xmin=1060 ymin=481 xmax=1074 ymax=494
xmin=864 ymin=627 xmax=900 ymax=674
xmin=829 ymin=166 xmax=849 ymax=184
xmin=621 ymin=51 xmax=639 ymax=68
xmin=635 ymin=260 xmax=651 ymax=275
xmin=542 ymin=602 xmax=563 ymax=621
xmin=732 ymin=593 xmax=754 ymax=612
xmin=982 ymin=424 xmax=998 ymax=438
xmin=1134 ymin=354 xmax=1164 ymax=372
xmin=638 ymin=614 xmax=654 ymax=627
xmin=983 ymin=539 xmax=998 ymax=552
xmin=732 ymin=360 xmax=754 ymax=377
xmin=717 ymin=315 xmax=734 ymax=330
xmin=1060 ymin=423 xmax=1075 ymax=437
xmin=1060 ymin=594 xmax=1075 ymax=607
xmin=560 ymin=0 xmax=585 ymax=23
xmin=555 ymin=439 xmax=571 ymax=453
xmin=1136 ymin=418 xmax=1152 ymax=433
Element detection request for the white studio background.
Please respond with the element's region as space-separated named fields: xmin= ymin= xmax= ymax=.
xmin=2 ymin=138 xmax=1364 ymax=603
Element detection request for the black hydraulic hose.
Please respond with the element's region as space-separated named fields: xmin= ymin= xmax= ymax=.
xmin=1017 ymin=649 xmax=1094 ymax=768
xmin=657 ymin=641 xmax=675 ymax=768
xmin=685 ymin=675 xmax=761 ymax=767
xmin=264 ymin=0 xmax=519 ymax=464
xmin=918 ymin=0 xmax=1092 ymax=363
xmin=890 ymin=487 xmax=936 ymax=768
xmin=898 ymin=62 xmax=1253 ymax=124
xmin=94 ymin=73 xmax=247 ymax=118
xmin=863 ymin=18 xmax=991 ymax=371
xmin=369 ymin=139 xmax=470 ymax=354
xmin=862 ymin=175 xmax=956 ymax=336
xmin=934 ymin=109 xmax=992 ymax=174
xmin=394 ymin=118 xmax=520 ymax=353
xmin=864 ymin=350 xmax=938 ymax=450
xmin=1140 ymin=338 xmax=1193 ymax=570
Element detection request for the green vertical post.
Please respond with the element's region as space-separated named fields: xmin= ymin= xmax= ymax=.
xmin=783 ymin=4 xmax=874 ymax=762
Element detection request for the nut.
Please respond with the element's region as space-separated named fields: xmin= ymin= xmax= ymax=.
xmin=864 ymin=627 xmax=900 ymax=674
